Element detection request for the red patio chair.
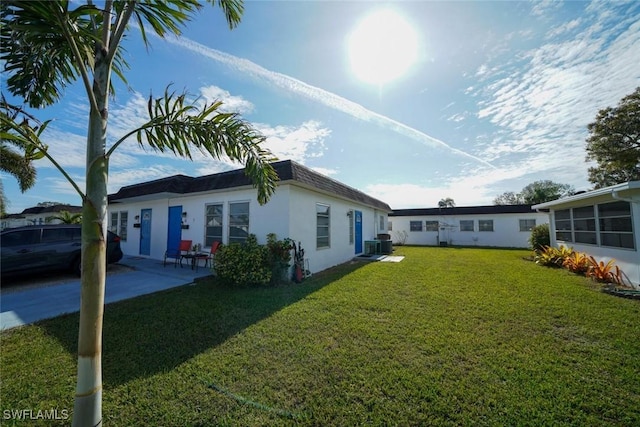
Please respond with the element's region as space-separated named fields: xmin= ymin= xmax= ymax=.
xmin=193 ymin=240 xmax=221 ymax=271
xmin=163 ymin=239 xmax=192 ymax=267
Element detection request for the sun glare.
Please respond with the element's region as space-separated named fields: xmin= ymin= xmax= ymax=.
xmin=348 ymin=8 xmax=419 ymax=85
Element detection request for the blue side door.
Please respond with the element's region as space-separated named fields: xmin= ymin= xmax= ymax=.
xmin=167 ymin=206 xmax=183 ymax=254
xmin=139 ymin=209 xmax=152 ymax=256
xmin=355 ymin=210 xmax=363 ymax=254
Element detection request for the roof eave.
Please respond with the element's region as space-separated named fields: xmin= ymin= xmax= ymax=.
xmin=532 ymin=181 xmax=640 ymax=210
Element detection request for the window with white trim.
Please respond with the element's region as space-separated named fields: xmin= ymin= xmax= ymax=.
xmin=229 ymin=202 xmax=250 ymax=244
xmin=555 ymin=209 xmax=572 ymax=242
xmin=460 ymin=220 xmax=474 ymax=232
xmin=519 ymin=219 xmax=536 ymax=232
xmin=110 ymin=211 xmax=128 ymax=241
xmin=554 ymin=202 xmax=635 ymax=249
xmin=598 ymin=201 xmax=634 ymax=249
xmin=479 ymin=219 xmax=494 ymax=232
xmin=410 ymin=221 xmax=422 ymax=232
xmin=205 ymin=203 xmax=223 ymax=246
xmin=317 ymin=204 xmax=330 ymax=248
xmin=425 ymin=221 xmax=439 ymax=232
xmin=573 ymin=206 xmax=596 ymax=245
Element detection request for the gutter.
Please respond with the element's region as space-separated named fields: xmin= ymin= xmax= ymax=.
xmin=611 ymin=189 xmax=636 ymax=203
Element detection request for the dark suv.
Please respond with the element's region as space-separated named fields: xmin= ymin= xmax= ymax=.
xmin=1 ymin=224 xmax=123 ymax=277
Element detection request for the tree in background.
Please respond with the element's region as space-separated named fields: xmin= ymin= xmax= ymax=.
xmin=46 ymin=210 xmax=82 ymax=224
xmin=1 ymin=1 xmax=277 ymax=425
xmin=438 ymin=197 xmax=455 ymax=208
xmin=520 ymin=180 xmax=574 ymax=205
xmin=493 ymin=191 xmax=523 ymax=205
xmin=494 ymin=180 xmax=574 ymax=205
xmin=585 ymin=87 xmax=640 ymax=188
xmin=0 ymin=101 xmax=44 ymax=199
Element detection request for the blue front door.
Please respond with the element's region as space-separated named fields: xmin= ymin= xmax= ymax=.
xmin=139 ymin=209 xmax=152 ymax=255
xmin=355 ymin=210 xmax=363 ymax=254
xmin=167 ymin=206 xmax=183 ymax=254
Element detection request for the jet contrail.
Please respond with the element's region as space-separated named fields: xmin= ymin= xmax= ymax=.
xmin=164 ymin=35 xmax=495 ymax=169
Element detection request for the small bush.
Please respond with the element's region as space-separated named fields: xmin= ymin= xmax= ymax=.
xmin=266 ymin=233 xmax=293 ymax=284
xmin=586 ymin=256 xmax=625 ymax=285
xmin=529 ymin=223 xmax=550 ymax=252
xmin=214 ymin=234 xmax=271 ymax=286
xmin=534 ymin=245 xmax=573 ymax=267
xmin=393 ymin=230 xmax=408 ymax=246
xmin=562 ymin=251 xmax=590 ymax=275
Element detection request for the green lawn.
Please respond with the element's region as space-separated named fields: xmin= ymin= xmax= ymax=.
xmin=2 ymin=247 xmax=639 ymax=426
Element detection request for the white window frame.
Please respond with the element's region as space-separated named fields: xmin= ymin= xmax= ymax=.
xmin=229 ymin=201 xmax=250 ymax=244
xmin=425 ymin=221 xmax=439 ymax=232
xmin=519 ymin=219 xmax=536 ymax=232
xmin=205 ymin=203 xmax=223 ymax=247
xmin=554 ymin=202 xmax=635 ymax=250
xmin=317 ymin=203 xmax=330 ymax=249
xmin=478 ymin=219 xmax=494 ymax=232
xmin=460 ymin=220 xmax=474 ymax=232
xmin=110 ymin=211 xmax=128 ymax=241
xmin=410 ymin=221 xmax=423 ymax=232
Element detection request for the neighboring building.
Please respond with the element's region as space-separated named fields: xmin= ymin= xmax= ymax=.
xmin=389 ymin=205 xmax=548 ymax=248
xmin=1 ymin=204 xmax=82 ymax=230
xmin=533 ymin=181 xmax=640 ymax=288
xmin=107 ymin=160 xmax=392 ymax=274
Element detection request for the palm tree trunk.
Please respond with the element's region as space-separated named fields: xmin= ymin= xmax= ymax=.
xmin=72 ymin=27 xmax=111 ymax=427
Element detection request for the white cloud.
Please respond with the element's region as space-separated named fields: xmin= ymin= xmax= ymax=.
xmin=473 ymin=4 xmax=640 ymax=184
xmin=255 ymin=120 xmax=331 ymax=164
xmin=197 ymin=85 xmax=254 ymax=114
xmin=546 ymin=18 xmax=582 ymax=39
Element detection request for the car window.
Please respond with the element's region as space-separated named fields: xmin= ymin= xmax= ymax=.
xmin=1 ymin=229 xmax=41 ymax=247
xmin=42 ymin=227 xmax=81 ymax=243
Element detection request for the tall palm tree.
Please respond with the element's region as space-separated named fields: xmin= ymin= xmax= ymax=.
xmin=1 ymin=2 xmax=277 ymax=425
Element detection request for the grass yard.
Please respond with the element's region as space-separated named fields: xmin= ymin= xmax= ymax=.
xmin=1 ymin=247 xmax=639 ymax=426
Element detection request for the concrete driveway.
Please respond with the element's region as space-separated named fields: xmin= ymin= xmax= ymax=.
xmin=0 ymin=255 xmax=213 ymax=330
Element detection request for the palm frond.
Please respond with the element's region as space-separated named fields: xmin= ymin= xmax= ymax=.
xmin=120 ymin=87 xmax=278 ymax=204
xmin=1 ymin=1 xmax=128 ymax=108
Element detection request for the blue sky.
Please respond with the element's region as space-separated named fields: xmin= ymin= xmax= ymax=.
xmin=3 ymin=0 xmax=640 ymax=213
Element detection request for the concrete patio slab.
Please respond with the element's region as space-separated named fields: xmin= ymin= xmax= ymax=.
xmin=0 ymin=256 xmax=212 ymax=331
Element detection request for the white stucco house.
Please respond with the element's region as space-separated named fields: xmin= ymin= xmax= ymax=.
xmin=533 ymin=181 xmax=640 ymax=288
xmin=107 ymin=160 xmax=392 ymax=274
xmin=389 ymin=205 xmax=549 ymax=248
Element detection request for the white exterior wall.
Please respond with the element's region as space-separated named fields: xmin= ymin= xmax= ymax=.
xmin=546 ymin=194 xmax=640 ymax=288
xmin=287 ymin=186 xmax=387 ymax=274
xmin=390 ymin=212 xmax=549 ymax=248
xmin=108 ymin=183 xmax=388 ymax=275
xmin=110 ymin=186 xmax=291 ymax=261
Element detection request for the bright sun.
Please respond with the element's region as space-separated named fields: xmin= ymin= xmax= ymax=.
xmin=348 ymin=8 xmax=419 ymax=85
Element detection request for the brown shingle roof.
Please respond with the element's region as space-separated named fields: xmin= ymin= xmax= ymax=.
xmin=109 ymin=160 xmax=391 ymax=211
